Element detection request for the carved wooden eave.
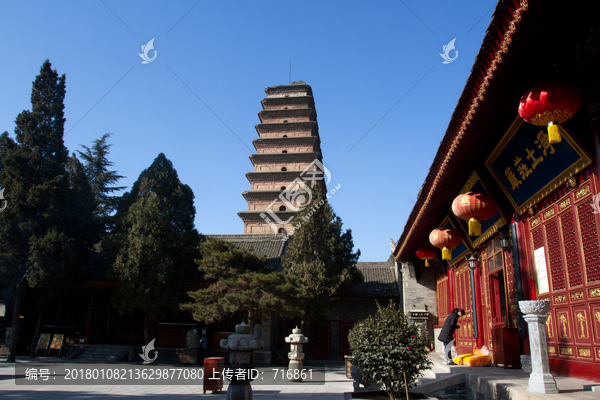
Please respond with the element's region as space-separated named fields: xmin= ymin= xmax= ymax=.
xmin=394 ymin=0 xmax=600 ymax=260
xmin=394 ymin=0 xmax=531 ymax=260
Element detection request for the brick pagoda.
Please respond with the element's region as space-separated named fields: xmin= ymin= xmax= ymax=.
xmin=238 ymin=81 xmax=325 ymax=234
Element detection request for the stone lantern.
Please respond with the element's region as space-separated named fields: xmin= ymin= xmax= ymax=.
xmin=518 ymin=300 xmax=558 ymax=394
xmin=285 ymin=326 xmax=308 ymax=382
xmin=220 ymin=320 xmax=264 ymax=400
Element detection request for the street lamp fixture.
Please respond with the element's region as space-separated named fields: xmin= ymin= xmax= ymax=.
xmin=499 ymin=232 xmax=512 ymax=251
xmin=468 ymin=253 xmax=479 ymax=271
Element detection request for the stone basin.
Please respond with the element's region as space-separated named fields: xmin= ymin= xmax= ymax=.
xmin=518 ymin=300 xmax=551 ymax=315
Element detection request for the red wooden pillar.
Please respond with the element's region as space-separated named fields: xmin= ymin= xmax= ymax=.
xmin=474 ymin=259 xmax=485 ymax=349
xmin=512 ymin=215 xmax=530 ymax=300
xmin=447 ymin=263 xmax=455 ymax=312
xmin=587 ymin=82 xmax=600 ymax=175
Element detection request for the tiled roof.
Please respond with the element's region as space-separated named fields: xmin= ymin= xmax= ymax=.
xmin=207 ymin=234 xmax=288 ymax=270
xmin=342 ymin=262 xmax=399 ymax=298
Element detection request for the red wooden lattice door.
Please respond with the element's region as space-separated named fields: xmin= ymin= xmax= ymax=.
xmin=526 ymin=177 xmax=600 ymax=365
xmin=453 ymin=261 xmax=473 ymax=351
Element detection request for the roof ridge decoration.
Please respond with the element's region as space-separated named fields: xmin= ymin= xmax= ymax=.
xmin=395 ymin=0 xmax=529 ymax=259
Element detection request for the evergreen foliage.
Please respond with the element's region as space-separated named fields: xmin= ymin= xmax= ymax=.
xmin=181 ymin=238 xmax=303 ymax=327
xmin=0 ymin=61 xmax=97 ymax=361
xmin=282 ymin=182 xmax=362 ymax=324
xmin=348 ymin=303 xmax=433 ymax=400
xmin=77 ymin=133 xmax=125 ymax=234
xmin=105 ymin=153 xmax=199 ymax=343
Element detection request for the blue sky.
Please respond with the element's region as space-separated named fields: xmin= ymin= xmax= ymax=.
xmin=0 ymin=1 xmax=496 ymax=261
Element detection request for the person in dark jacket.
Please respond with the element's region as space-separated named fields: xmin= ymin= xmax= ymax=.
xmin=437 ymin=308 xmax=465 ymax=364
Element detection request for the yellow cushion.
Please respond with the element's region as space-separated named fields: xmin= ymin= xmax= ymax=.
xmin=463 ymin=355 xmax=492 ymax=367
xmin=453 ymin=354 xmax=472 ymax=364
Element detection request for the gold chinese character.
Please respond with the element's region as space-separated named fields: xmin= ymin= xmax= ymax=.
xmin=517 ymin=163 xmax=533 ymax=179
xmin=505 ymin=167 xmax=522 ymax=190
xmin=525 ymin=147 xmax=544 ymax=169
xmin=513 ymin=156 xmax=523 ymax=166
xmin=535 ymin=130 xmax=556 ymax=156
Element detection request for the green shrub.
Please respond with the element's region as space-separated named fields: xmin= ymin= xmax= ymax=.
xmin=348 ymin=303 xmax=432 ymax=400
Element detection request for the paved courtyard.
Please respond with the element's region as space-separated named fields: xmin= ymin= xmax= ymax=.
xmin=0 ymin=361 xmax=353 ymax=399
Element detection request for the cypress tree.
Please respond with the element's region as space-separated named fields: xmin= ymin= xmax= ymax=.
xmin=105 ymin=153 xmax=199 ymax=344
xmin=282 ymin=182 xmax=363 ymax=325
xmin=77 ymin=133 xmax=125 ymax=234
xmin=0 ymin=61 xmax=96 ymax=361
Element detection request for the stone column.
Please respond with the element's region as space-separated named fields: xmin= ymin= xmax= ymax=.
xmin=285 ymin=327 xmax=308 ymax=382
xmin=518 ymin=300 xmax=558 ymax=394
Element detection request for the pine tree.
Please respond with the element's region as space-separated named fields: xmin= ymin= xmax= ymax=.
xmin=180 ymin=238 xmax=303 ymax=328
xmin=282 ymin=182 xmax=363 ymax=324
xmin=0 ymin=61 xmax=96 ymax=361
xmin=105 ymin=153 xmax=199 ymax=344
xmin=77 ymin=133 xmax=125 ymax=234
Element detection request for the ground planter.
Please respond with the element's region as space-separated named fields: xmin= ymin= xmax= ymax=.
xmin=346 ymin=390 xmax=430 ymax=399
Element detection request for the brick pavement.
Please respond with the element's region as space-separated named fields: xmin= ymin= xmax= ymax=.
xmin=0 ymin=360 xmax=352 ymax=399
xmin=2 ymin=354 xmax=599 ymax=399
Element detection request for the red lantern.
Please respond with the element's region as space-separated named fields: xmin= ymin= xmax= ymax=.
xmin=429 ymin=228 xmax=463 ymax=261
xmin=416 ymin=247 xmax=437 ymax=267
xmin=518 ymin=81 xmax=583 ymax=144
xmin=452 ymin=191 xmax=497 ymax=237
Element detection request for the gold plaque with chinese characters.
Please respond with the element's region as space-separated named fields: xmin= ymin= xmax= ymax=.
xmin=486 ymin=116 xmax=592 ymax=215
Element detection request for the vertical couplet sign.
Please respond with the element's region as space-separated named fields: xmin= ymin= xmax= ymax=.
xmin=533 ymin=247 xmax=549 ymax=295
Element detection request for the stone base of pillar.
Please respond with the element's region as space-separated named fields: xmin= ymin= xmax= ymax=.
xmin=520 ymin=355 xmax=531 ymax=373
xmin=528 ymin=373 xmax=558 ymax=394
xmin=226 ymin=379 xmax=253 ymax=400
xmin=288 ymin=360 xmax=303 ymax=382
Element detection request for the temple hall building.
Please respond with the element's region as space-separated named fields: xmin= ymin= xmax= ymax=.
xmin=393 ymin=0 xmax=600 ymax=382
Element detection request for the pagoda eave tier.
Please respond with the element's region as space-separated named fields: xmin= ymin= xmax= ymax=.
xmin=238 ymin=210 xmax=298 ymax=223
xmin=242 ymin=190 xmax=285 ymax=202
xmin=253 ymin=136 xmax=318 ymax=150
xmin=250 ymin=152 xmax=322 ymax=165
xmin=264 ymin=82 xmax=312 ymax=97
xmin=246 ymin=170 xmax=310 ymax=182
xmin=258 ymin=108 xmax=316 ymax=123
xmin=261 ymin=96 xmax=315 ymax=110
xmin=255 ymin=121 xmax=318 ymax=136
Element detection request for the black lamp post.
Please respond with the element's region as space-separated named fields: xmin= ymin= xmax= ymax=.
xmin=499 ymin=232 xmax=512 ymax=251
xmin=467 ymin=252 xmax=479 ymax=339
